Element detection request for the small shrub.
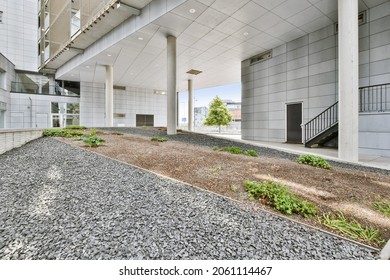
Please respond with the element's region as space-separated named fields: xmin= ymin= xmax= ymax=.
xmin=373 ymin=200 xmax=390 ymax=217
xmin=90 ymin=128 xmax=97 ymax=136
xmin=222 ymin=146 xmax=243 ymax=154
xmin=83 ymin=135 xmax=105 ymax=147
xmin=297 ymin=154 xmax=331 ymax=169
xmin=151 ymin=136 xmax=168 ymax=142
xmin=322 ymin=212 xmax=384 ymax=244
xmin=66 ymin=125 xmax=87 ymax=130
xmin=245 ymin=149 xmax=258 ymax=157
xmin=230 ymin=185 xmax=238 ymax=192
xmin=212 ymin=146 xmax=221 ymax=151
xmin=244 ymin=181 xmax=318 ymax=217
xmin=42 ymin=129 xmax=84 ymax=138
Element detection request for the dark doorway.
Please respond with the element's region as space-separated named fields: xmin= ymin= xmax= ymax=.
xmin=286 ymin=103 xmax=302 ymax=143
xmin=136 ymin=114 xmax=154 ymax=127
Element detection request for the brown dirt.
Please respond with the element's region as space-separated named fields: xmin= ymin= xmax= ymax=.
xmin=59 ymin=130 xmax=390 ymax=248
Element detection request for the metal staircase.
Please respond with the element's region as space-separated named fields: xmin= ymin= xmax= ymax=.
xmin=304 ymin=102 xmax=338 ymax=148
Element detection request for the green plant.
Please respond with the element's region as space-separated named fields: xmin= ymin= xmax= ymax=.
xmin=83 ymin=135 xmax=105 ymax=147
xmin=373 ymin=200 xmax=390 ymax=217
xmin=90 ymin=128 xmax=97 ymax=136
xmin=66 ymin=125 xmax=87 ymax=130
xmin=244 ymin=180 xmax=318 ymax=217
xmin=297 ymin=154 xmax=331 ymax=169
xmin=42 ymin=129 xmax=84 ymax=138
xmin=212 ymin=146 xmax=220 ymax=151
xmin=151 ymin=136 xmax=168 ymax=142
xmin=245 ymin=149 xmax=258 ymax=157
xmin=222 ymin=146 xmax=243 ymax=154
xmin=230 ymin=185 xmax=238 ymax=192
xmin=322 ymin=212 xmax=385 ymax=244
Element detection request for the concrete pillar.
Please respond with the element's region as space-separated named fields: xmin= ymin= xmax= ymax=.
xmin=188 ymin=79 xmax=194 ymax=131
xmin=105 ymin=65 xmax=114 ymax=127
xmin=338 ymin=0 xmax=359 ymax=162
xmin=167 ymin=36 xmax=177 ymax=135
xmin=48 ymin=75 xmax=55 ymax=95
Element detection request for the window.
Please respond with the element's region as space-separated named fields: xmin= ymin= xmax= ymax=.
xmin=250 ymin=50 xmax=272 ymax=65
xmin=51 ymin=102 xmax=80 ymax=128
xmin=0 ymin=11 xmax=3 ymax=23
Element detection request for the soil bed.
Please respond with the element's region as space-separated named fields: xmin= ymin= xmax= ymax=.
xmin=60 ymin=128 xmax=390 ymax=248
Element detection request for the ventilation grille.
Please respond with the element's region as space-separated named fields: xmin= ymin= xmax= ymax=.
xmin=113 ymin=85 xmax=126 ymax=90
xmin=187 ymin=69 xmax=202 ymax=75
xmin=113 ymin=113 xmax=126 ymax=118
xmin=334 ymin=11 xmax=367 ymax=33
xmin=250 ymin=50 xmax=272 ymax=65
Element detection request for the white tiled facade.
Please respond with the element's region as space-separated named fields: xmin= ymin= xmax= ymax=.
xmin=80 ymin=83 xmax=167 ymax=127
xmin=0 ymin=0 xmax=38 ymax=71
xmin=242 ymin=2 xmax=390 ymax=157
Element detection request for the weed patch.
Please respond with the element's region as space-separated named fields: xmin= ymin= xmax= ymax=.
xmin=151 ymin=136 xmax=168 ymax=142
xmin=322 ymin=212 xmax=384 ymax=244
xmin=213 ymin=146 xmax=258 ymax=157
xmin=42 ymin=129 xmax=84 ymax=138
xmin=373 ymin=200 xmax=390 ymax=217
xmin=297 ymin=154 xmax=331 ymax=169
xmin=244 ymin=181 xmax=318 ymax=217
xmin=66 ymin=125 xmax=87 ymax=130
xmin=245 ymin=149 xmax=258 ymax=157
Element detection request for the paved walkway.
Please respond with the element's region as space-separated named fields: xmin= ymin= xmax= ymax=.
xmin=208 ymin=134 xmax=390 ymax=171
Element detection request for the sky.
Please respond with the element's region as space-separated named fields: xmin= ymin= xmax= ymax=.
xmin=178 ymin=82 xmax=241 ymax=123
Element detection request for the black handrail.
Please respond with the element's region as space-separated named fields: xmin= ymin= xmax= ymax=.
xmin=359 ymin=83 xmax=390 ymax=112
xmin=304 ymin=102 xmax=338 ymax=143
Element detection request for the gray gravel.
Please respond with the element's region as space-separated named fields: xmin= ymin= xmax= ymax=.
xmin=99 ymin=127 xmax=390 ymax=175
xmin=0 ymin=138 xmax=378 ymax=259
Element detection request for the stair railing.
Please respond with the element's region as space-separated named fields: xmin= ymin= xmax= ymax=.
xmin=304 ymin=102 xmax=338 ymax=144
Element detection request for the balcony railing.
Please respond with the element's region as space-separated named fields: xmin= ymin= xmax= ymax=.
xmin=11 ymin=82 xmax=79 ymax=97
xmin=359 ymin=83 xmax=390 ymax=113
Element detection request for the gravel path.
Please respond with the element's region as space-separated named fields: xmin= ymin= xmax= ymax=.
xmin=99 ymin=127 xmax=390 ymax=175
xmin=0 ymin=138 xmax=378 ymax=259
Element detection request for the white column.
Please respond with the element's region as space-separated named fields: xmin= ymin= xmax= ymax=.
xmin=338 ymin=0 xmax=359 ymax=162
xmin=188 ymin=79 xmax=193 ymax=131
xmin=105 ymin=65 xmax=114 ymax=127
xmin=167 ymin=36 xmax=177 ymax=135
xmin=48 ymin=75 xmax=55 ymax=95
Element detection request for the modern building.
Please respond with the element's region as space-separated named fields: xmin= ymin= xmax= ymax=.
xmin=0 ymin=0 xmax=389 ymax=161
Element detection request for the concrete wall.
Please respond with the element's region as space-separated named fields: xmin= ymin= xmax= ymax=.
xmin=0 ymin=128 xmax=43 ymax=155
xmin=10 ymin=93 xmax=80 ymax=129
xmin=0 ymin=0 xmax=38 ymax=71
xmin=242 ymin=2 xmax=390 ymax=157
xmin=80 ymin=82 xmax=167 ymax=127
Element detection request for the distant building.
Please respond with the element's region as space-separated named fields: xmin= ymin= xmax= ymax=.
xmin=194 ymin=106 xmax=208 ymax=127
xmin=223 ymin=100 xmax=241 ymax=122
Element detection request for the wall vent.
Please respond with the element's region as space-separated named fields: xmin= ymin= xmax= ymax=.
xmin=334 ymin=11 xmax=366 ymax=34
xmin=186 ymin=69 xmax=202 ymax=75
xmin=113 ymin=85 xmax=126 ymax=90
xmin=249 ymin=50 xmax=272 ymax=65
xmin=114 ymin=113 xmax=126 ymax=118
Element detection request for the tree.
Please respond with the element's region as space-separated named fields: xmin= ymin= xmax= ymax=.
xmin=203 ymin=96 xmax=233 ymax=133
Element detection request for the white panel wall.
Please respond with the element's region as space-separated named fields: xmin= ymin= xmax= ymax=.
xmin=80 ymin=82 xmax=167 ymax=127
xmin=0 ymin=53 xmax=16 ymax=128
xmin=10 ymin=93 xmax=80 ymax=129
xmin=0 ymin=0 xmax=38 ymax=71
xmin=242 ymin=2 xmax=390 ymax=157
